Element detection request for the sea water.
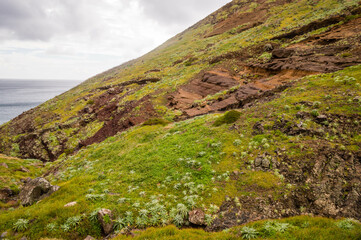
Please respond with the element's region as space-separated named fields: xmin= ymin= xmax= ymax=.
xmin=0 ymin=79 xmax=81 ymax=125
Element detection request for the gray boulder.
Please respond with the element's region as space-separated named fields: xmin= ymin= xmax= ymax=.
xmin=261 ymin=157 xmax=271 ymax=169
xmin=189 ymin=209 xmax=205 ymax=225
xmin=254 ymin=153 xmax=272 ymax=170
xmin=19 ymin=177 xmax=59 ymax=206
xmin=97 ymin=209 xmax=114 ymax=235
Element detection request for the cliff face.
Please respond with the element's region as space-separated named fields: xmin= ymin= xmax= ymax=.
xmin=1 ymin=1 xmax=361 ymax=239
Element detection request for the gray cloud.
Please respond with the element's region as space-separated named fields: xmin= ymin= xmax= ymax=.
xmin=0 ymin=0 xmax=232 ymax=80
xmin=0 ymin=0 xmax=230 ymax=41
xmin=137 ymin=0 xmax=230 ymax=26
xmin=0 ymin=0 xmax=46 ymax=39
xmin=0 ymin=0 xmax=96 ymax=41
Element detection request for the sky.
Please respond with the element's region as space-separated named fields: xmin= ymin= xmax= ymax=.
xmin=0 ymin=0 xmax=231 ymax=81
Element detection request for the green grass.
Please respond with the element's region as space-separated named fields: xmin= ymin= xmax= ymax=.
xmin=114 ymin=225 xmax=236 ymax=240
xmin=112 ymin=216 xmax=361 ymax=240
xmin=0 ymin=65 xmax=360 ymax=239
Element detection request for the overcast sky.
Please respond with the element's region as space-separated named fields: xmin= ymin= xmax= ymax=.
xmin=0 ymin=0 xmax=230 ymax=81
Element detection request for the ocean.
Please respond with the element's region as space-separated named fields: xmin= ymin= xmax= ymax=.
xmin=0 ymin=79 xmax=81 ymax=125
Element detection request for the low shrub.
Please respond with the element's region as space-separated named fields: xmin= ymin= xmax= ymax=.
xmin=13 ymin=219 xmax=29 ymax=232
xmin=336 ymin=218 xmax=355 ymax=230
xmin=241 ymin=226 xmax=259 ymax=239
xmin=184 ymin=57 xmax=198 ymax=66
xmin=213 ymin=110 xmax=241 ymax=126
xmin=310 ymin=109 xmax=319 ymax=117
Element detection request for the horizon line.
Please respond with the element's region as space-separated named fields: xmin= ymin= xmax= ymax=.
xmin=0 ymin=78 xmax=83 ymax=81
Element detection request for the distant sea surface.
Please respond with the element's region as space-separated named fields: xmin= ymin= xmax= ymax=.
xmin=0 ymin=79 xmax=81 ymax=125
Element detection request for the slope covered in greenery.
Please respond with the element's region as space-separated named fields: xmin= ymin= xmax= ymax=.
xmin=0 ymin=0 xmax=360 ymax=161
xmin=0 ymin=0 xmax=361 ymax=239
xmin=1 ymin=64 xmax=360 ymax=239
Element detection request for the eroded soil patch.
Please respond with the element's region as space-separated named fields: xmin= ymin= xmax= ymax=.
xmin=169 ymin=66 xmax=313 ymax=118
xmin=170 ymin=16 xmax=361 ymax=119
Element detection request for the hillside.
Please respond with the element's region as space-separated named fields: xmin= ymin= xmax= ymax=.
xmin=1 ymin=0 xmax=361 ymax=239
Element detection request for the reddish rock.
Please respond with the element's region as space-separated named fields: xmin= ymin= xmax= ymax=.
xmin=272 ymin=49 xmax=295 ymax=58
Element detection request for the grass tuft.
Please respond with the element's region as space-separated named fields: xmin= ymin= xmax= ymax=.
xmin=213 ymin=110 xmax=241 ymax=126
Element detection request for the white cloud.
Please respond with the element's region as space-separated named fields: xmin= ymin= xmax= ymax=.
xmin=0 ymin=0 xmax=231 ymax=80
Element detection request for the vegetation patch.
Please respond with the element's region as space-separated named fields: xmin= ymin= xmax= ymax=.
xmin=213 ymin=110 xmax=241 ymax=126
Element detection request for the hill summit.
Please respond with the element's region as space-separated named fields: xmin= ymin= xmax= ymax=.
xmin=1 ymin=0 xmax=361 ymax=239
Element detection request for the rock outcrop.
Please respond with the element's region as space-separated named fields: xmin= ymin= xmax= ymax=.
xmin=19 ymin=177 xmax=59 ymax=206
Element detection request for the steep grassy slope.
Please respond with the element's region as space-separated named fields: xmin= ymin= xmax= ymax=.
xmin=1 ymin=0 xmax=361 ymax=239
xmin=0 ymin=64 xmax=360 ymax=239
xmin=0 ymin=0 xmax=360 ymax=161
